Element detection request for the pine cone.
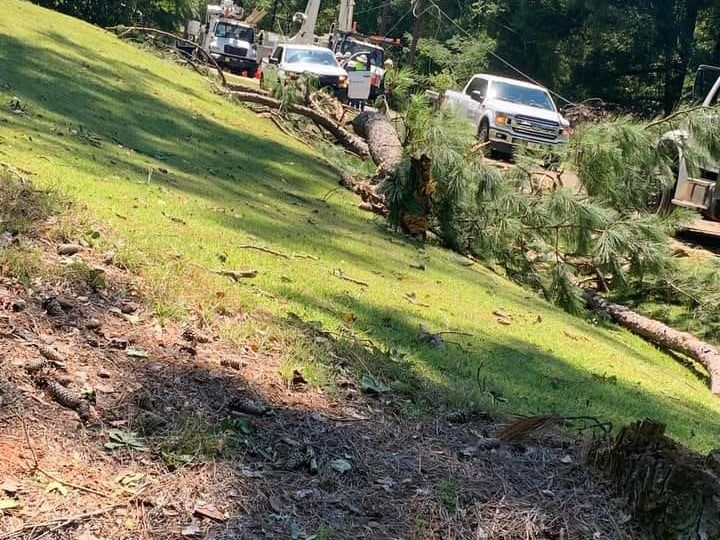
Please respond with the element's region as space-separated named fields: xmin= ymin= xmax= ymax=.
xmin=284 ymin=448 xmax=308 ymax=471
xmin=24 ymin=357 xmax=49 ymax=373
xmin=181 ymin=327 xmax=210 ymax=344
xmin=229 ymin=399 xmax=268 ymax=416
xmin=38 ymin=345 xmax=64 ymax=363
xmin=42 ymin=297 xmax=65 ymax=317
xmin=220 ymin=358 xmax=245 ymax=370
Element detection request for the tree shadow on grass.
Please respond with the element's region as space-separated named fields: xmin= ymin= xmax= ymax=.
xmin=278 ymin=290 xmax=720 ymax=452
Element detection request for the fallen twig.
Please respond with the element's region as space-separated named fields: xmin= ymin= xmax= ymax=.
xmin=21 ymin=416 xmax=110 ymax=499
xmin=210 ymin=268 xmax=258 ymax=281
xmin=332 ymin=269 xmax=368 ymax=287
xmin=0 ymin=505 xmax=123 ymax=540
xmin=238 ymin=243 xmax=290 ymax=259
xmin=161 ymin=210 xmax=186 ymax=225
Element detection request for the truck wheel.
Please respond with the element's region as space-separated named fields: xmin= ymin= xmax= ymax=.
xmin=246 ymin=66 xmax=257 ymax=79
xmin=648 ymin=142 xmax=678 ymax=214
xmin=478 ymin=121 xmax=491 ymax=156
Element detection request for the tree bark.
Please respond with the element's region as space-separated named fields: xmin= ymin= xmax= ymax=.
xmin=589 ymin=419 xmax=720 ymax=538
xmin=229 ymin=91 xmax=370 ymax=157
xmin=352 ymin=111 xmax=402 ymax=177
xmin=585 ymin=291 xmax=720 ymax=394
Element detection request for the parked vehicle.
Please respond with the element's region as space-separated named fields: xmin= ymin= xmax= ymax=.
xmin=654 ymin=65 xmax=720 ymax=219
xmin=331 ymin=32 xmax=387 ymax=99
xmin=195 ymin=3 xmax=259 ymax=76
xmin=432 ymin=74 xmax=571 ymax=155
xmin=260 ymin=44 xmax=348 ymax=91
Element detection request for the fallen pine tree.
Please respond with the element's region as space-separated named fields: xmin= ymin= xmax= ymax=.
xmin=228 ymin=90 xmax=370 ymax=158
xmin=352 ymin=111 xmax=403 ymax=178
xmin=585 ymin=291 xmax=720 ymax=394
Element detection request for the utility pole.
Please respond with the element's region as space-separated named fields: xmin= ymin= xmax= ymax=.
xmin=270 ymin=0 xmax=280 ymax=30
xmin=408 ymin=0 xmax=425 ymax=64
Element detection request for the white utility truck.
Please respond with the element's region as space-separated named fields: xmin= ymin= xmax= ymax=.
xmin=260 ymin=44 xmax=348 ymax=92
xmin=654 ymin=65 xmax=720 ymax=218
xmin=194 ymin=2 xmax=259 ymax=76
xmin=435 ymin=74 xmax=571 ymax=155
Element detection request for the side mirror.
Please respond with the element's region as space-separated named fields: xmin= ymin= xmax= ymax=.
xmin=471 ymin=90 xmax=485 ymax=103
xmin=268 ymin=57 xmax=279 ymax=65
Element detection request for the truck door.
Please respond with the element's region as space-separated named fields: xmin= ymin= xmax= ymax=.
xmin=671 ymin=71 xmax=720 ymax=212
xmin=462 ymin=76 xmax=487 ymax=126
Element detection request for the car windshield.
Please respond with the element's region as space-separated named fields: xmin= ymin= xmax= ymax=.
xmin=340 ymin=42 xmax=383 ymax=67
xmin=285 ymin=49 xmax=338 ymax=66
xmin=489 ymin=82 xmax=554 ymax=110
xmin=214 ymin=22 xmax=254 ymax=42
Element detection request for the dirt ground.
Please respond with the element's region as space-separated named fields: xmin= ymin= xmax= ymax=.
xmin=0 ymin=235 xmax=641 ymax=540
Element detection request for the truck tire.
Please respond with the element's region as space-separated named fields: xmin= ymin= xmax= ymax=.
xmin=648 ymin=142 xmax=678 ymax=214
xmin=478 ymin=120 xmax=491 ymax=156
xmin=246 ymin=66 xmax=257 ymax=78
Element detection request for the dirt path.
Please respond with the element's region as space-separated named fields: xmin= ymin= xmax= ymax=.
xmin=0 ymin=238 xmax=639 ymax=540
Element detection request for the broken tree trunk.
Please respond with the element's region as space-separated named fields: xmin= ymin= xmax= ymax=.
xmin=229 ymin=91 xmax=369 ymax=157
xmin=589 ymin=419 xmax=720 ymax=538
xmin=585 ymin=291 xmax=720 ymax=394
xmin=339 ymin=173 xmax=386 ymax=215
xmin=352 ymin=111 xmax=402 ymax=178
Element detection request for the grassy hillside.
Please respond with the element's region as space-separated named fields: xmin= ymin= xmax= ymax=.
xmin=2 ymin=0 xmax=720 ymax=451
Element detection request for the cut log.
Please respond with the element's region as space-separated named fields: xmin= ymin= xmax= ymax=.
xmin=585 ymin=291 xmax=720 ymax=394
xmin=230 ymin=91 xmax=369 ymax=157
xmin=352 ymin=111 xmax=402 ymax=177
xmin=589 ymin=419 xmax=720 ymax=538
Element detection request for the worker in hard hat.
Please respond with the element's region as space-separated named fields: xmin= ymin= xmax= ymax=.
xmin=383 ymin=58 xmax=394 ymax=69
xmin=347 ymin=53 xmax=369 ymax=72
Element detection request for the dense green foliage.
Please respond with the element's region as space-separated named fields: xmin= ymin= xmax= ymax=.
xmin=384 ymin=97 xmax=720 ymax=317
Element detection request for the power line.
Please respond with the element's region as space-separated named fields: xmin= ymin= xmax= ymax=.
xmin=384 ymin=7 xmax=412 ymax=36
xmin=421 ymin=0 xmax=575 ymax=105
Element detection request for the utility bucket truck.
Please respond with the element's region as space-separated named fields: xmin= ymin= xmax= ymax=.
xmin=189 ymin=2 xmax=259 ymax=76
xmin=654 ymin=65 xmax=720 ymax=220
xmin=286 ymin=0 xmax=392 ymax=99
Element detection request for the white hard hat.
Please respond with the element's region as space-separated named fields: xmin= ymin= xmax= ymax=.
xmin=343 ymin=52 xmax=352 ymax=59
xmin=384 ymin=58 xmax=394 ymax=67
xmin=357 ymin=54 xmax=368 ymax=62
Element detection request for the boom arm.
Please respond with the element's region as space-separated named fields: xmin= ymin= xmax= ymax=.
xmin=337 ymin=0 xmax=355 ymax=32
xmin=290 ymin=0 xmax=322 ymax=43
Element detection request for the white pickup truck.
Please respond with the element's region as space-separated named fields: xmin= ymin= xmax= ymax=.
xmin=438 ymin=74 xmax=571 ymax=155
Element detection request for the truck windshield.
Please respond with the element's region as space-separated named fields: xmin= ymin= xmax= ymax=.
xmin=215 ymin=22 xmax=254 ymax=42
xmin=285 ymin=49 xmax=338 ymax=66
xmin=490 ymin=82 xmax=554 ymax=111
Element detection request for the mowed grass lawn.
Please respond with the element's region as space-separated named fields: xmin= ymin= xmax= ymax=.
xmin=2 ymin=0 xmax=720 ymax=451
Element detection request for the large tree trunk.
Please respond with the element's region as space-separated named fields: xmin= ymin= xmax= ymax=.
xmin=229 ymin=91 xmax=370 ymax=157
xmin=589 ymin=419 xmax=720 ymax=538
xmin=352 ymin=111 xmax=402 ymax=177
xmin=401 ymin=154 xmax=434 ymax=238
xmin=585 ymin=291 xmax=720 ymax=394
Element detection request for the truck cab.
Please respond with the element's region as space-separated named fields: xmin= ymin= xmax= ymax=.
xmin=660 ymin=66 xmax=720 ymax=218
xmin=331 ymin=33 xmax=386 ymax=99
xmin=438 ymin=74 xmax=570 ymax=155
xmin=198 ymin=4 xmax=259 ymax=76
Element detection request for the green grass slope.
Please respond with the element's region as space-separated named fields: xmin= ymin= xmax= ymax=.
xmin=2 ymin=0 xmax=719 ymax=451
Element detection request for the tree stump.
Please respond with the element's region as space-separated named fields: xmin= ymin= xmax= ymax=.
xmin=589 ymin=419 xmax=720 ymax=538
